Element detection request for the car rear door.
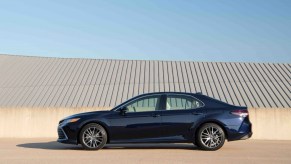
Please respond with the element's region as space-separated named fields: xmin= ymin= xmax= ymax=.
xmin=108 ymin=94 xmax=163 ymax=141
xmin=160 ymin=94 xmax=205 ymax=138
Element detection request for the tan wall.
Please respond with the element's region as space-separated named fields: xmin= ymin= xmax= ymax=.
xmin=0 ymin=107 xmax=290 ymax=140
xmin=0 ymin=107 xmax=108 ymax=138
xmin=249 ymin=108 xmax=291 ymax=140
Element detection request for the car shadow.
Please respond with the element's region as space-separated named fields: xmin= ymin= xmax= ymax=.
xmin=17 ymin=141 xmax=197 ymax=150
xmin=17 ymin=141 xmax=83 ymax=150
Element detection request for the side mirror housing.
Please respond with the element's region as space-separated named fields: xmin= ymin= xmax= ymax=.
xmin=120 ymin=107 xmax=127 ymax=116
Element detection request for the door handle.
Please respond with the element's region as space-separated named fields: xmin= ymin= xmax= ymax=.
xmin=192 ymin=112 xmax=203 ymax=115
xmin=152 ymin=114 xmax=161 ymax=117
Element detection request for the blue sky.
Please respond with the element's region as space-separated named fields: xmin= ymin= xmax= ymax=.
xmin=0 ymin=0 xmax=290 ymax=62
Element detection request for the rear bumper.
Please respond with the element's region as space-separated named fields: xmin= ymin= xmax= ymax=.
xmin=227 ymin=131 xmax=252 ymax=141
xmin=227 ymin=118 xmax=252 ymax=141
xmin=240 ymin=131 xmax=253 ymax=140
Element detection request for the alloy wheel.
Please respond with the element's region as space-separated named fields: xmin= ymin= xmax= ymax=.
xmin=82 ymin=127 xmax=104 ymax=148
xmin=80 ymin=123 xmax=107 ymax=150
xmin=200 ymin=126 xmax=223 ymax=148
xmin=196 ymin=123 xmax=225 ymax=151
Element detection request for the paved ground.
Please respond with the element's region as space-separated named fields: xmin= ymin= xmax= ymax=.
xmin=0 ymin=139 xmax=290 ymax=164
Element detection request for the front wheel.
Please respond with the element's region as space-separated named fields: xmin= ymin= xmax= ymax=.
xmin=79 ymin=123 xmax=107 ymax=150
xmin=196 ymin=123 xmax=225 ymax=151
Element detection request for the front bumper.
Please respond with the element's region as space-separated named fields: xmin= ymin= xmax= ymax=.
xmin=57 ymin=124 xmax=78 ymax=144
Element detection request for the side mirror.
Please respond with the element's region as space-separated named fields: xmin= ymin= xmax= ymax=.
xmin=120 ymin=107 xmax=127 ymax=116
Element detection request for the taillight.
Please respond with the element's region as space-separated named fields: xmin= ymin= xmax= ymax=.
xmin=230 ymin=110 xmax=249 ymax=117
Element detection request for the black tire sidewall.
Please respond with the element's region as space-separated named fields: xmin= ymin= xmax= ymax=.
xmin=79 ymin=123 xmax=107 ymax=150
xmin=196 ymin=123 xmax=225 ymax=151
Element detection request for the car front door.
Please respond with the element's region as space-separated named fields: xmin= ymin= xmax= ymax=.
xmin=108 ymin=95 xmax=163 ymax=141
xmin=161 ymin=94 xmax=205 ymax=139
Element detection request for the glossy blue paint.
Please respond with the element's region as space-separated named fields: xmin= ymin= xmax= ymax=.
xmin=57 ymin=92 xmax=252 ymax=145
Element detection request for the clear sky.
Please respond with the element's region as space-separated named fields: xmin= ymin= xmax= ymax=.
xmin=0 ymin=0 xmax=290 ymax=63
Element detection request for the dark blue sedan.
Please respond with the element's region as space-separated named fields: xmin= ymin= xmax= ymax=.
xmin=57 ymin=92 xmax=252 ymax=151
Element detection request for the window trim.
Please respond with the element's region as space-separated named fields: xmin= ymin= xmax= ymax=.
xmin=164 ymin=93 xmax=205 ymax=111
xmin=113 ymin=93 xmax=163 ymax=112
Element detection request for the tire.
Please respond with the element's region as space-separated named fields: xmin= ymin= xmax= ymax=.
xmin=79 ymin=123 xmax=107 ymax=150
xmin=196 ymin=123 xmax=225 ymax=151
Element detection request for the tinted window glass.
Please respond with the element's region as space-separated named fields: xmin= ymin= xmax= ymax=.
xmin=166 ymin=95 xmax=203 ymax=110
xmin=125 ymin=95 xmax=160 ymax=112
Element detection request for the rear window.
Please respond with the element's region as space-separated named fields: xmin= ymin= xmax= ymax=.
xmin=166 ymin=94 xmax=203 ymax=110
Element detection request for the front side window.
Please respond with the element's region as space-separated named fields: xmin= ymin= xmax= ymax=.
xmin=166 ymin=95 xmax=203 ymax=110
xmin=124 ymin=95 xmax=160 ymax=112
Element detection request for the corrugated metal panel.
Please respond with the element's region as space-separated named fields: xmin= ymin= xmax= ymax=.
xmin=228 ymin=63 xmax=252 ymax=107
xmin=261 ymin=63 xmax=290 ymax=107
xmin=0 ymin=54 xmax=290 ymax=108
xmin=120 ymin=60 xmax=131 ymax=103
xmin=139 ymin=60 xmax=146 ymax=94
xmin=188 ymin=62 xmax=198 ymax=92
xmin=88 ymin=60 xmax=105 ymax=107
xmin=158 ymin=61 xmax=164 ymax=92
xmin=225 ymin=63 xmax=244 ymax=106
xmin=97 ymin=60 xmax=112 ymax=106
xmin=200 ymin=62 xmax=213 ymax=98
xmin=154 ymin=61 xmax=159 ymax=92
xmin=213 ymin=63 xmax=232 ymax=104
xmin=181 ymin=62 xmax=190 ymax=93
xmin=70 ymin=59 xmax=91 ymax=107
xmin=204 ymin=62 xmax=219 ymax=100
xmin=239 ymin=63 xmax=267 ymax=107
xmin=195 ymin=62 xmax=206 ymax=94
xmin=133 ymin=60 xmax=140 ymax=95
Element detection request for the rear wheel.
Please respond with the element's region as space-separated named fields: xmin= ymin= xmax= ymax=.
xmin=196 ymin=123 xmax=225 ymax=151
xmin=79 ymin=123 xmax=107 ymax=150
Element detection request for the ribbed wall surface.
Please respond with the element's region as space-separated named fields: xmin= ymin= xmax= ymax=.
xmin=0 ymin=54 xmax=290 ymax=108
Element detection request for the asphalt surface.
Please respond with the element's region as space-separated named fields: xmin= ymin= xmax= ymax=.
xmin=0 ymin=138 xmax=290 ymax=164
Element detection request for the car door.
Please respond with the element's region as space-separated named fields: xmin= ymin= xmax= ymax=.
xmin=161 ymin=94 xmax=205 ymax=139
xmin=108 ymin=94 xmax=163 ymax=141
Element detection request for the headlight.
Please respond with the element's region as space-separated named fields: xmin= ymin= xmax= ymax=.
xmin=62 ymin=118 xmax=80 ymax=124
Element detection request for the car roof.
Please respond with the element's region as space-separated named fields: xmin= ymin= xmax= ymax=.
xmin=136 ymin=92 xmax=202 ymax=96
xmin=111 ymin=92 xmax=205 ymax=111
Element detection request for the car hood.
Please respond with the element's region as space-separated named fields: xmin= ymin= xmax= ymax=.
xmin=62 ymin=110 xmax=111 ymax=120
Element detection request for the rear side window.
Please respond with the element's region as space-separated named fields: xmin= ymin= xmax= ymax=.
xmin=166 ymin=95 xmax=203 ymax=110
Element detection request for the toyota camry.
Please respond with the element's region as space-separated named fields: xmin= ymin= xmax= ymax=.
xmin=57 ymin=92 xmax=252 ymax=151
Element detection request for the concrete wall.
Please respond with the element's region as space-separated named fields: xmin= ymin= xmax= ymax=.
xmin=248 ymin=108 xmax=291 ymax=140
xmin=0 ymin=108 xmax=290 ymax=140
xmin=0 ymin=107 xmax=109 ymax=138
